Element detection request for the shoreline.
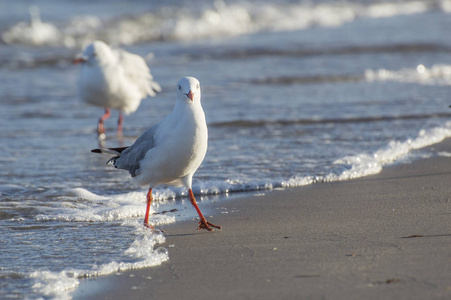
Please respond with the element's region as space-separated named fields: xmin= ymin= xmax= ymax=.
xmin=73 ymin=138 xmax=451 ymax=300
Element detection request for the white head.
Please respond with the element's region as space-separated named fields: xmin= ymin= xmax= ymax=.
xmin=177 ymin=76 xmax=201 ymax=104
xmin=73 ymin=40 xmax=115 ymax=66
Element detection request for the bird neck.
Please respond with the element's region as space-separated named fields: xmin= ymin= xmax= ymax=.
xmin=172 ymin=101 xmax=205 ymax=126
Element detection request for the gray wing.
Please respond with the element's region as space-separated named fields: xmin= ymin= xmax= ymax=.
xmin=114 ymin=124 xmax=159 ymax=177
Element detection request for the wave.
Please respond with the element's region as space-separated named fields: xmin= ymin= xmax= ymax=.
xmin=3 ymin=187 xmax=173 ymax=299
xmin=24 ymin=122 xmax=451 ymax=298
xmin=211 ymin=113 xmax=451 ymax=128
xmin=184 ymin=123 xmax=451 ymax=194
xmin=191 ymin=43 xmax=451 ymax=61
xmin=4 ymin=42 xmax=447 ymax=70
xmin=248 ymin=63 xmax=451 ymax=88
xmin=283 ymin=123 xmax=451 ymax=185
xmin=2 ymin=0 xmax=451 ymax=47
xmin=29 ymin=222 xmax=168 ymax=299
xmin=35 ymin=188 xmax=177 ymax=224
xmin=365 ymin=64 xmax=451 ymax=86
xmin=29 ymin=122 xmax=451 ymax=204
xmin=77 ymin=122 xmax=450 ymax=198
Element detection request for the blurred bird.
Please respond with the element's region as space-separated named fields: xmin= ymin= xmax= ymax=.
xmin=74 ymin=40 xmax=161 ymax=138
xmin=92 ymin=77 xmax=221 ymax=231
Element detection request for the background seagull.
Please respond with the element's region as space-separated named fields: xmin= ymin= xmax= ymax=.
xmin=92 ymin=76 xmax=221 ymax=231
xmin=74 ymin=40 xmax=161 ymax=138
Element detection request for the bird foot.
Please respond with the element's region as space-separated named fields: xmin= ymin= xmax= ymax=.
xmin=143 ymin=222 xmax=165 ymax=233
xmin=144 ymin=222 xmax=154 ymax=229
xmin=197 ymin=219 xmax=221 ymax=231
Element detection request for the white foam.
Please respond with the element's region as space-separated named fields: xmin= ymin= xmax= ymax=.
xmin=326 ymin=124 xmax=451 ymax=181
xmin=30 ymin=222 xmax=168 ymax=299
xmin=31 ymin=271 xmax=79 ymax=300
xmin=361 ymin=1 xmax=429 ymax=18
xmin=198 ymin=123 xmax=451 ymax=191
xmin=438 ymin=151 xmax=451 ymax=157
xmin=68 ymin=188 xmax=108 ymax=201
xmin=3 ymin=1 xmax=449 ymax=47
xmin=36 ymin=189 xmax=176 ymax=225
xmin=279 ymin=123 xmax=451 ymax=187
xmin=281 ymin=175 xmax=316 ymax=188
xmin=2 ymin=6 xmax=62 ymax=46
xmin=365 ymin=64 xmax=451 ymax=86
xmin=27 ymin=188 xmax=172 ymax=299
xmin=442 ymin=0 xmax=451 ymax=12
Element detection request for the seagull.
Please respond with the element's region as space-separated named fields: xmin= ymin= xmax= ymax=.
xmin=91 ymin=77 xmax=221 ymax=231
xmin=73 ymin=40 xmax=161 ymax=138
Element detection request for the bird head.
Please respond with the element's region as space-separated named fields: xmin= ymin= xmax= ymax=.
xmin=177 ymin=76 xmax=201 ymax=104
xmin=73 ymin=40 xmax=114 ymax=65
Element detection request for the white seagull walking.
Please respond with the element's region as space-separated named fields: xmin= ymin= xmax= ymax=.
xmin=74 ymin=40 xmax=161 ymax=138
xmin=92 ymin=77 xmax=221 ymax=231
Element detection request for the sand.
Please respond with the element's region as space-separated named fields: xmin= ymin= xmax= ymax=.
xmin=73 ymin=139 xmax=451 ymax=300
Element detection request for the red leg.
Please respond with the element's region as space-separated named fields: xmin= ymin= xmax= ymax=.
xmin=97 ymin=108 xmax=111 ymax=136
xmin=188 ymin=189 xmax=221 ymax=231
xmin=144 ymin=188 xmax=154 ymax=228
xmin=117 ymin=112 xmax=123 ymax=137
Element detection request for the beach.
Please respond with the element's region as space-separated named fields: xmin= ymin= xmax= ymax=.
xmin=2 ymin=1 xmax=451 ymax=297
xmin=74 ymin=138 xmax=451 ymax=300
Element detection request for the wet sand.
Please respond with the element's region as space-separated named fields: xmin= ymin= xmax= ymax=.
xmin=74 ymin=139 xmax=451 ymax=300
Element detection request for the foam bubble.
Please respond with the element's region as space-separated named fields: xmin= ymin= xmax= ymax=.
xmin=281 ymin=175 xmax=315 ymax=188
xmin=30 ymin=271 xmax=79 ymax=300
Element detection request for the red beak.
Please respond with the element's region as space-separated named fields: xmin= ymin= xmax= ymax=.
xmin=72 ymin=57 xmax=86 ymax=64
xmin=187 ymin=90 xmax=194 ymax=101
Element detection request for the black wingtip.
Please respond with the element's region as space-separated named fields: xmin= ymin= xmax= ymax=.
xmin=91 ymin=149 xmax=102 ymax=153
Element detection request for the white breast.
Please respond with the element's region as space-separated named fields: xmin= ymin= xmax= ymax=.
xmin=135 ymin=103 xmax=208 ymax=188
xmin=77 ymin=61 xmax=144 ymax=114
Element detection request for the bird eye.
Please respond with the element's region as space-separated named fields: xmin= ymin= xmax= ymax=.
xmin=178 ymin=85 xmax=181 ymax=90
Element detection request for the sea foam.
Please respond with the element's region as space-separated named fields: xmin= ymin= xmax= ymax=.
xmin=324 ymin=124 xmax=451 ymax=182
xmin=30 ymin=221 xmax=168 ymax=299
xmin=365 ymin=64 xmax=451 ymax=86
xmin=2 ymin=1 xmax=449 ymax=47
xmin=36 ymin=189 xmax=176 ymax=224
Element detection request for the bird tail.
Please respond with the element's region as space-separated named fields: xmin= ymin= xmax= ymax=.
xmin=91 ymin=147 xmax=128 ymax=155
xmin=91 ymin=147 xmax=129 ymax=165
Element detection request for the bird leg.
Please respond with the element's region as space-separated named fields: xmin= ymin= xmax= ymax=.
xmin=188 ymin=189 xmax=221 ymax=231
xmin=97 ymin=108 xmax=111 ymax=138
xmin=117 ymin=112 xmax=124 ymax=137
xmin=144 ymin=188 xmax=154 ymax=228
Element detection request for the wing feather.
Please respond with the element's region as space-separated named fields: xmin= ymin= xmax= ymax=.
xmin=113 ymin=124 xmax=159 ymax=177
xmin=116 ymin=49 xmax=161 ymax=98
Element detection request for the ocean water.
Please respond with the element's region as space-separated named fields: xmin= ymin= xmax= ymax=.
xmin=1 ymin=0 xmax=451 ymax=298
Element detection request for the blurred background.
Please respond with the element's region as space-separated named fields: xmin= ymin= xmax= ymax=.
xmin=1 ymin=0 xmax=451 ymax=298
